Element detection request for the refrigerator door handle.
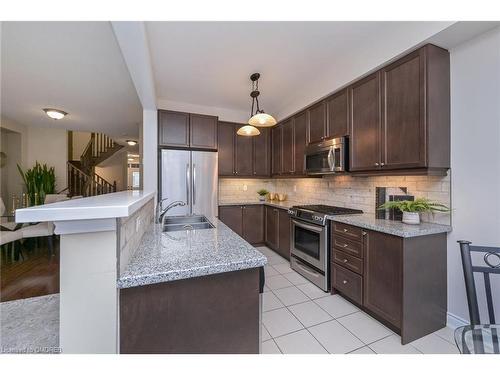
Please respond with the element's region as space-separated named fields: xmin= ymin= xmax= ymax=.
xmin=186 ymin=163 xmax=190 ymax=205
xmin=193 ymin=164 xmax=196 ymax=206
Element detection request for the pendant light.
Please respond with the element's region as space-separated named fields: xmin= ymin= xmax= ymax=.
xmin=247 ymin=73 xmax=276 ymax=127
xmin=237 ymin=125 xmax=260 ymax=136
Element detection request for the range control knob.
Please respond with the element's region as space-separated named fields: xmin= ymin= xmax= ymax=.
xmin=312 ymin=215 xmax=323 ymax=222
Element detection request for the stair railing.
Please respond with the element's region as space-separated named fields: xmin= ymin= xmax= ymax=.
xmin=67 ymin=161 xmax=116 ymax=197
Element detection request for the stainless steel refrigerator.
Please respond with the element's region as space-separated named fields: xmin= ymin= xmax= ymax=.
xmin=160 ymin=149 xmax=218 ymax=217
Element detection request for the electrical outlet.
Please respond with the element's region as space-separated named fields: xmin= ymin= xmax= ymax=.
xmin=293 ymin=185 xmax=297 ymax=193
xmin=135 ymin=217 xmax=141 ymax=233
xmin=243 ymin=184 xmax=248 ymax=191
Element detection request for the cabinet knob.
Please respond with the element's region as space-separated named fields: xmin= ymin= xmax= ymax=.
xmin=343 ymin=228 xmax=348 ymax=233
xmin=253 ymin=171 xmax=256 ymax=175
xmin=380 ymin=162 xmax=385 ymax=167
xmin=343 ymin=280 xmax=348 ymax=284
xmin=375 ymin=162 xmax=379 ymax=166
xmin=343 ymin=244 xmax=348 ymax=247
xmin=362 ymin=231 xmax=367 ymax=236
xmin=343 ymin=259 xmax=348 ymax=263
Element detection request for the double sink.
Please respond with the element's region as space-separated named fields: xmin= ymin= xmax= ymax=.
xmin=162 ymin=215 xmax=215 ymax=233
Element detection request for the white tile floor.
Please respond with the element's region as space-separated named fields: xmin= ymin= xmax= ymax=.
xmin=257 ymin=246 xmax=460 ymax=354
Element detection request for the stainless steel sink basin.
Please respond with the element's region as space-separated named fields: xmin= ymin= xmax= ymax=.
xmin=162 ymin=215 xmax=214 ymax=232
xmin=162 ymin=215 xmax=209 ymax=225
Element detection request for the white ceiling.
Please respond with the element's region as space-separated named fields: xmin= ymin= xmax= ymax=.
xmin=146 ymin=21 xmax=455 ymax=121
xmin=1 ymin=22 xmax=142 ymax=139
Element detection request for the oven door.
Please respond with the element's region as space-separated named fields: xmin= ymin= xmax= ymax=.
xmin=290 ymin=219 xmax=327 ymax=272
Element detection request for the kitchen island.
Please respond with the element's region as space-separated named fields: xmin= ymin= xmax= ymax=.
xmin=15 ymin=191 xmax=266 ymax=354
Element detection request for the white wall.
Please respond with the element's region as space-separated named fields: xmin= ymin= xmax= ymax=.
xmin=447 ymin=26 xmax=500 ymax=325
xmin=0 ymin=128 xmax=23 ymax=212
xmin=142 ymin=109 xmax=157 ymax=198
xmin=71 ymin=131 xmax=91 ymax=160
xmin=94 ymin=148 xmax=128 ymax=191
xmin=1 ymin=116 xmax=67 ymax=194
xmin=25 ymin=125 xmax=67 ymax=192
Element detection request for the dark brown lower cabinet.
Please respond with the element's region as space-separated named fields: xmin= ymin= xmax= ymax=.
xmin=265 ymin=206 xmax=279 ymax=250
xmin=331 ymin=222 xmax=447 ymax=344
xmin=218 ymin=205 xmax=264 ymax=245
xmin=277 ymin=209 xmax=291 ymax=260
xmin=120 ymin=268 xmax=260 ymax=353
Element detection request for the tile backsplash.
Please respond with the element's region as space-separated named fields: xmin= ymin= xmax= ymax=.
xmin=219 ymin=174 xmax=451 ymax=225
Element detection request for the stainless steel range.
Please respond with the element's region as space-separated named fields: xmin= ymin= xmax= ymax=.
xmin=287 ymin=205 xmax=363 ymax=291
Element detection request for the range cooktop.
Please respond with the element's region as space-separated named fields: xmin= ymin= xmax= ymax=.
xmin=293 ymin=204 xmax=363 ymax=216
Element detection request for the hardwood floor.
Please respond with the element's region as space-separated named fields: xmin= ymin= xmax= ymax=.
xmin=0 ymin=238 xmax=60 ymax=302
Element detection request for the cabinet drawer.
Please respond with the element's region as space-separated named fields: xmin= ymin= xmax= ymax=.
xmin=333 ymin=236 xmax=363 ymax=258
xmin=333 ymin=250 xmax=363 ymax=275
xmin=333 ymin=222 xmax=364 ymax=241
xmin=332 ymin=264 xmax=363 ymax=305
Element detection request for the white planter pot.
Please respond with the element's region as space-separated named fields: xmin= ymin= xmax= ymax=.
xmin=258 ymin=196 xmax=266 ymax=202
xmin=402 ymin=212 xmax=420 ymax=225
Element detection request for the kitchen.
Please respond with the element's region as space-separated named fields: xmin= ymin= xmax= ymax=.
xmin=2 ymin=17 xmax=500 ymax=360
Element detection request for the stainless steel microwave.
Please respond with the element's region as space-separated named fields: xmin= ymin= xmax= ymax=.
xmin=305 ymin=137 xmax=347 ymax=175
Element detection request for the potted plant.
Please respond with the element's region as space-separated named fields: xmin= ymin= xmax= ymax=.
xmin=378 ymin=197 xmax=449 ymax=225
xmin=257 ymin=189 xmax=269 ymax=202
xmin=17 ymin=162 xmax=56 ymax=206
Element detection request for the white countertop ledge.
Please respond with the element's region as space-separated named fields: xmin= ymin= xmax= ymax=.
xmin=15 ymin=191 xmax=155 ymax=223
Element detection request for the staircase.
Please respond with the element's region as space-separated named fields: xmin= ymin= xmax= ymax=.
xmin=67 ymin=133 xmax=122 ymax=197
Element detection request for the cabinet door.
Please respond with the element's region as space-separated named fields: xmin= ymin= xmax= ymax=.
xmin=364 ymin=230 xmax=402 ymax=328
xmin=235 ymin=133 xmax=253 ymax=176
xmin=218 ymin=122 xmax=235 ymax=176
xmin=253 ymin=128 xmax=270 ymax=177
xmin=293 ymin=111 xmax=307 ymax=176
xmin=307 ymin=101 xmax=326 ymax=144
xmin=242 ymin=205 xmax=264 ymax=244
xmin=218 ymin=206 xmax=243 ymax=236
xmin=349 ymin=73 xmax=381 ymax=171
xmin=158 ymin=110 xmax=190 ymax=148
xmin=265 ymin=206 xmax=279 ymax=250
xmin=271 ymin=126 xmax=282 ymax=176
xmin=190 ymin=114 xmax=218 ymax=150
xmin=277 ymin=209 xmax=291 ymax=260
xmin=381 ymin=49 xmax=426 ymax=169
xmin=326 ymin=89 xmax=349 ymax=138
xmin=281 ymin=119 xmax=294 ymax=174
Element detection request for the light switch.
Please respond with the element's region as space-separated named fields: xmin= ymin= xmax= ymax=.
xmin=243 ymin=184 xmax=248 ymax=191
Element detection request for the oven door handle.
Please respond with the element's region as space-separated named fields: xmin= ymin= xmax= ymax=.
xmin=294 ymin=259 xmax=321 ymax=278
xmin=327 ymin=146 xmax=334 ymax=171
xmin=292 ymin=220 xmax=324 ymax=233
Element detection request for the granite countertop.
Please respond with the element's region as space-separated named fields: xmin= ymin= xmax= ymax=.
xmin=218 ymin=199 xmax=297 ymax=210
xmin=329 ymin=214 xmax=452 ymax=238
xmin=118 ymin=219 xmax=267 ymax=289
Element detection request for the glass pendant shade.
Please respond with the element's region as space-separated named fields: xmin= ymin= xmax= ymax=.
xmin=237 ymin=125 xmax=260 ymax=136
xmin=248 ymin=112 xmax=277 ymax=127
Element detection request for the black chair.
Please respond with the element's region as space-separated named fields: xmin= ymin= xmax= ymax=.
xmin=456 ymin=240 xmax=500 ymax=354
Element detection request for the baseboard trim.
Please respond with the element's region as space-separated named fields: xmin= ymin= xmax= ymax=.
xmin=447 ymin=312 xmax=469 ymax=329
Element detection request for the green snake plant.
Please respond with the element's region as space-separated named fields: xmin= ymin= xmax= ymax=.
xmin=17 ymin=162 xmax=56 ymax=205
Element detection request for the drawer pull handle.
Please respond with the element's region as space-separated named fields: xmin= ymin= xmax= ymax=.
xmin=343 ymin=280 xmax=348 ymax=284
xmin=343 ymin=259 xmax=348 ymax=263
xmin=343 ymin=244 xmax=348 ymax=247
xmin=343 ymin=229 xmax=348 ymax=233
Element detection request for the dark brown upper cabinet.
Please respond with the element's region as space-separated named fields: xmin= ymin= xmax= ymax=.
xmin=218 ymin=122 xmax=271 ymax=178
xmin=271 ymin=125 xmax=282 ymax=176
xmin=218 ymin=121 xmax=236 ymax=176
xmin=326 ymin=89 xmax=349 ymax=138
xmin=158 ymin=110 xmax=190 ymax=148
xmin=158 ymin=110 xmax=218 ymax=150
xmin=190 ymin=113 xmax=218 ymax=150
xmin=307 ymin=101 xmax=327 ymax=144
xmin=253 ymin=127 xmax=271 ymax=177
xmin=281 ymin=119 xmax=295 ymax=175
xmin=349 ymin=73 xmax=382 ymax=171
xmin=235 ymin=133 xmax=253 ymax=176
xmin=293 ymin=111 xmax=307 ymax=176
xmin=349 ymin=44 xmax=450 ymax=174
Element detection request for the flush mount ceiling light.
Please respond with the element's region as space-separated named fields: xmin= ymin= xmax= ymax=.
xmin=126 ymin=140 xmax=137 ymax=146
xmin=43 ymin=108 xmax=67 ymax=120
xmin=247 ymin=73 xmax=276 ymax=127
xmin=237 ymin=125 xmax=260 ymax=136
